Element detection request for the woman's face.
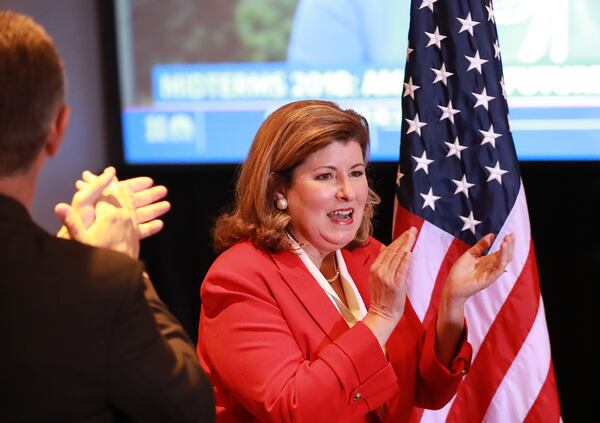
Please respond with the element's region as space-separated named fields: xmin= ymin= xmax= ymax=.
xmin=285 ymin=140 xmax=368 ymax=258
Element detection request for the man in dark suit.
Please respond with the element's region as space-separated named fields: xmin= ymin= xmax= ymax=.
xmin=0 ymin=10 xmax=215 ymax=422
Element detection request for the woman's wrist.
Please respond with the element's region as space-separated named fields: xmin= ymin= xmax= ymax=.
xmin=362 ymin=310 xmax=401 ymax=349
xmin=435 ymin=292 xmax=466 ymax=367
xmin=438 ymin=289 xmax=466 ymax=326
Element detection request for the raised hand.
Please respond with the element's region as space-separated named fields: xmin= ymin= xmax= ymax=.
xmin=54 ymin=167 xmax=140 ymax=258
xmin=363 ymin=227 xmax=417 ymax=347
xmin=56 ymin=167 xmax=122 ymax=238
xmin=76 ymin=170 xmax=171 ymax=239
xmin=443 ymin=233 xmax=515 ymax=303
xmin=435 ymin=232 xmax=515 ymax=366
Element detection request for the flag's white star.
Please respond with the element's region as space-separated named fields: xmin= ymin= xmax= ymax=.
xmin=472 ymin=87 xmax=495 ymax=110
xmin=431 ymin=63 xmax=454 ymax=86
xmin=412 ymin=151 xmax=434 ymax=174
xmin=420 ymin=188 xmax=441 ymax=210
xmin=500 ymin=76 xmax=507 ymax=99
xmin=406 ymin=46 xmax=414 ymax=61
xmin=438 ymin=100 xmax=461 ymax=124
xmin=485 ymin=161 xmax=508 ymax=184
xmin=493 ymin=40 xmax=501 ymax=59
xmin=452 ymin=175 xmax=476 ymax=198
xmin=425 ymin=26 xmax=447 ymax=49
xmin=419 ymin=0 xmax=438 ymax=12
xmin=405 ymin=113 xmax=427 ymax=137
xmin=457 ymin=12 xmax=480 ymax=36
xmin=403 ymin=77 xmax=420 ymax=100
xmin=445 ymin=137 xmax=468 ymax=159
xmin=480 ymin=124 xmax=502 ymax=147
xmin=486 ymin=3 xmax=496 ymax=23
xmin=465 ymin=50 xmax=489 ymax=73
xmin=396 ymin=167 xmax=404 ymax=186
xmin=460 ymin=211 xmax=481 ymax=234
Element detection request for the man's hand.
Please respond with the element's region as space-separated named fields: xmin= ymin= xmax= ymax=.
xmin=54 ymin=167 xmax=140 ymax=259
xmin=74 ymin=170 xmax=171 ymax=239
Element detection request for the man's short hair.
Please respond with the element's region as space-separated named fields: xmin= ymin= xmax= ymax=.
xmin=0 ymin=11 xmax=65 ymax=177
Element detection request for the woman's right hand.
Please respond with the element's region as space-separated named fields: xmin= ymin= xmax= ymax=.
xmin=363 ymin=227 xmax=417 ymax=348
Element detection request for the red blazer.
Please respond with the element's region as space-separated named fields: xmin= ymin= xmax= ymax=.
xmin=197 ymin=238 xmax=472 ymax=423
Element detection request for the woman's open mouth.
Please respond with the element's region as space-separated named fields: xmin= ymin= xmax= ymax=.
xmin=327 ymin=208 xmax=354 ymax=223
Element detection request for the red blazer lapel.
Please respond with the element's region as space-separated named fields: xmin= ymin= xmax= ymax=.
xmin=341 ymin=249 xmax=372 ymax=308
xmin=271 ymin=249 xmax=350 ymax=341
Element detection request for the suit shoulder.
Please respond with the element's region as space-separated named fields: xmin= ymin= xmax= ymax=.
xmin=211 ymin=240 xmax=273 ymax=270
xmin=202 ymin=240 xmax=279 ymax=296
xmin=54 ymin=235 xmax=140 ymax=269
xmin=2 ymin=229 xmax=147 ymax=336
xmin=51 ymin=236 xmax=144 ymax=294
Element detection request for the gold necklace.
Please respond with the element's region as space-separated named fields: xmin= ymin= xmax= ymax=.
xmin=324 ymin=258 xmax=339 ymax=284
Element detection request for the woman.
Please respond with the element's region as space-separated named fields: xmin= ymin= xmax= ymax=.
xmin=197 ymin=100 xmax=514 ymax=422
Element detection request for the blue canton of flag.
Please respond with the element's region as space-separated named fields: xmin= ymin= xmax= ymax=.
xmin=397 ymin=0 xmax=520 ymax=246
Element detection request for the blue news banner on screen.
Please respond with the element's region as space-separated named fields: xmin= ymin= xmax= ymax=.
xmin=118 ymin=1 xmax=600 ymax=164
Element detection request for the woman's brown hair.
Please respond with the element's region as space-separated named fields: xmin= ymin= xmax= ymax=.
xmin=213 ymin=100 xmax=380 ymax=253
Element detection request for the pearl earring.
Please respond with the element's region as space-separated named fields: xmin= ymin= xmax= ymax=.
xmin=275 ymin=194 xmax=288 ymax=210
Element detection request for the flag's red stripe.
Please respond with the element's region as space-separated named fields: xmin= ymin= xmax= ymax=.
xmin=392 ymin=200 xmax=424 ymax=240
xmin=523 ymin=360 xmax=562 ymax=423
xmin=407 ymin=405 xmax=425 ymax=423
xmin=446 ymin=239 xmax=541 ymax=422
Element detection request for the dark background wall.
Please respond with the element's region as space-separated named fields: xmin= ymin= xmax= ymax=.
xmin=2 ymin=0 xmax=597 ymax=421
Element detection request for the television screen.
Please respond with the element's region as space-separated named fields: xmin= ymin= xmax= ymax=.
xmin=111 ymin=0 xmax=600 ymax=164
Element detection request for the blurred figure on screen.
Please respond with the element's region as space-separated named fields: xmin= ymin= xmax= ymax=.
xmin=195 ymin=99 xmax=515 ymax=422
xmin=287 ymin=0 xmax=407 ymax=65
xmin=287 ymin=0 xmax=593 ymax=66
xmin=0 ymin=10 xmax=214 ymax=422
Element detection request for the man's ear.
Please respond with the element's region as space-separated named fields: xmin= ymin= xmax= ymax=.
xmin=45 ymin=104 xmax=70 ymax=157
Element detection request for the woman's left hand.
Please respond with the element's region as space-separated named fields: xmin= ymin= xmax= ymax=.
xmin=444 ymin=232 xmax=515 ymax=303
xmin=434 ymin=233 xmax=515 ymax=366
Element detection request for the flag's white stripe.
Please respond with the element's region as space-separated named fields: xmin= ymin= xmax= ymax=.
xmin=418 ymin=181 xmax=532 ymax=422
xmin=483 ymin=298 xmax=552 ymax=422
xmin=419 ymin=396 xmax=456 ymax=423
xmin=465 ymin=181 xmax=532 ymax=355
xmin=406 ymin=220 xmax=453 ymax=322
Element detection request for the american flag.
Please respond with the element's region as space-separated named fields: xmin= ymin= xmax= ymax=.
xmin=393 ymin=0 xmax=562 ymax=421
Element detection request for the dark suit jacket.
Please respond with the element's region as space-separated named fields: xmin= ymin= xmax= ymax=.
xmin=0 ymin=194 xmax=215 ymax=422
xmin=198 ymin=239 xmax=472 ymax=423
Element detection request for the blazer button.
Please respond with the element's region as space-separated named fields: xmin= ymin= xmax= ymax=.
xmin=353 ymin=392 xmax=363 ymax=401
xmin=461 ymin=369 xmax=467 ymax=375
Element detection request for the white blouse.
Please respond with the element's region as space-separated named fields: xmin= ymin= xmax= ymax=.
xmin=294 ymin=247 xmax=368 ymax=327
